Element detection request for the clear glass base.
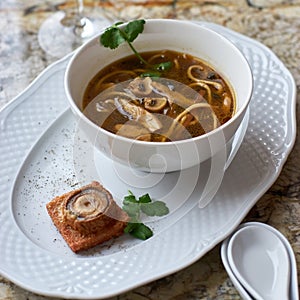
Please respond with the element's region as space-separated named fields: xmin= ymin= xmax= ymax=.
xmin=38 ymin=11 xmax=110 ymax=58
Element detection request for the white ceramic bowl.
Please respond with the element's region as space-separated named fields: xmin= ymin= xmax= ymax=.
xmin=65 ymin=19 xmax=253 ymax=173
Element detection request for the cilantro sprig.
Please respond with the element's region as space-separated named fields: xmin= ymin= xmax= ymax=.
xmin=100 ymin=20 xmax=172 ymax=75
xmin=122 ymin=191 xmax=169 ymax=240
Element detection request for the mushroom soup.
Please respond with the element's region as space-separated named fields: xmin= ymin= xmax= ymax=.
xmin=82 ymin=50 xmax=235 ymax=142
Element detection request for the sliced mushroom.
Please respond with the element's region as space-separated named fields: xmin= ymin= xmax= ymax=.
xmin=151 ymin=80 xmax=197 ymax=108
xmin=117 ymin=98 xmax=162 ymax=132
xmin=62 ymin=183 xmax=129 ymax=234
xmin=115 ymin=123 xmax=151 ymax=141
xmin=64 ymin=187 xmax=111 ymax=233
xmin=128 ymin=76 xmax=153 ymax=96
xmin=67 ymin=188 xmax=109 ymax=220
xmin=144 ymin=97 xmax=167 ymax=112
xmin=95 ymin=99 xmax=115 ymax=113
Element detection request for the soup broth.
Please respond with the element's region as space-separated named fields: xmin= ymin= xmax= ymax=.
xmin=83 ymin=50 xmax=235 ymax=142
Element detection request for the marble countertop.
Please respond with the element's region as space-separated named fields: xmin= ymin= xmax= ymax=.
xmin=0 ymin=0 xmax=299 ymax=299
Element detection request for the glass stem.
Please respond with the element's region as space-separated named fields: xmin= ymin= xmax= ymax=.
xmin=75 ymin=0 xmax=85 ymax=28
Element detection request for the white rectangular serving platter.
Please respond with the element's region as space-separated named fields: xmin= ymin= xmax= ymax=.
xmin=0 ymin=22 xmax=296 ymax=299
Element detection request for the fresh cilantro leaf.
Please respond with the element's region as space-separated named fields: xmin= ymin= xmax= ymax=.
xmin=122 ymin=202 xmax=140 ymax=217
xmin=138 ymin=193 xmax=152 ymax=203
xmin=122 ymin=191 xmax=169 ymax=240
xmin=124 ymin=222 xmax=139 ymax=234
xmin=129 ymin=223 xmax=153 ymax=240
xmin=123 ymin=19 xmax=145 ymax=42
xmin=99 ymin=19 xmax=172 ymax=75
xmin=141 ymin=200 xmax=169 ymax=217
xmin=100 ymin=27 xmax=125 ymax=49
xmin=100 ymin=20 xmax=146 ymax=63
xmin=124 ymin=194 xmax=137 ymax=204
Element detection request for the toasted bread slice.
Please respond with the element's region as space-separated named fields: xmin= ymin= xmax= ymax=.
xmin=46 ymin=181 xmax=128 ymax=253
